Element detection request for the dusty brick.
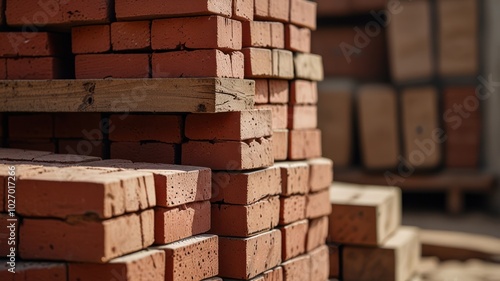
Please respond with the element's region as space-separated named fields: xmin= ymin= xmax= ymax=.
xmin=242 ymin=47 xmax=273 ymax=78
xmin=273 ymin=129 xmax=289 ymax=161
xmin=211 ymin=196 xmax=279 ymax=237
xmin=307 ymin=216 xmax=329 ymax=251
xmin=219 ymin=230 xmax=281 ymax=279
xmin=115 ymin=0 xmax=232 ymax=20
xmin=0 ymin=59 xmax=6 ymax=79
xmin=152 ymin=16 xmax=241 ymax=51
xmin=275 ymin=161 xmax=309 ymax=196
xmin=308 ymin=158 xmax=333 ymax=192
xmin=155 ymin=201 xmax=211 ymax=244
xmin=182 ymin=137 xmax=274 ymax=170
xmin=72 ymin=25 xmax=110 ymax=54
xmin=0 ymin=213 xmax=19 ymax=256
xmin=111 ymin=21 xmax=151 ymax=51
xmin=0 ymin=149 xmax=52 ymax=161
xmin=110 ymin=142 xmax=177 ymax=164
xmin=310 ymin=245 xmax=330 ymax=281
xmin=68 ymin=249 xmax=165 ymax=281
xmin=269 ymin=79 xmax=289 ymax=103
xmin=19 ymin=210 xmax=154 ymax=262
xmin=307 ymin=189 xmax=331 ymax=219
xmin=290 ymin=0 xmax=317 ymax=30
xmin=288 ymin=129 xmax=322 ymax=160
xmin=54 ymin=113 xmax=103 ymax=139
xmin=329 ymin=244 xmax=340 ymax=278
xmin=109 ymin=115 xmax=183 ymax=143
xmin=212 ymin=166 xmax=281 ymax=205
xmin=156 ymin=234 xmax=219 ymax=281
xmin=293 ymin=53 xmax=323 ymax=81
xmin=290 ymin=80 xmax=318 ymax=105
xmin=7 ymin=57 xmax=67 ymax=79
xmin=254 ymin=0 xmax=290 ymax=22
xmin=9 ymin=114 xmax=53 ymax=139
xmin=75 ymin=54 xmax=150 ymax=79
xmin=31 ymin=153 xmax=101 ymax=164
xmin=282 ymin=255 xmax=311 ymax=281
xmin=8 ymin=139 xmax=56 ymax=153
xmin=0 ymin=262 xmax=67 ymax=281
xmin=280 ymin=195 xmax=306 ymax=225
xmin=233 ymin=0 xmax=254 ymax=21
xmin=285 ymin=24 xmax=311 ymax=53
xmin=280 ymin=219 xmax=308 ymax=261
xmin=0 ymin=32 xmax=68 ymax=57
xmin=272 ymin=49 xmax=294 ymax=79
xmin=255 ymin=104 xmax=288 ymax=129
xmin=255 ymin=79 xmax=270 ymax=103
xmin=58 ymin=139 xmax=104 ymax=158
xmin=153 ymin=50 xmax=244 ymax=78
xmin=288 ymin=105 xmax=317 ymax=129
xmin=242 ymin=21 xmax=284 ymax=49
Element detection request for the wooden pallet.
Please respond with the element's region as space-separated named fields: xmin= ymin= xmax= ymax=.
xmin=0 ymin=78 xmax=255 ymax=113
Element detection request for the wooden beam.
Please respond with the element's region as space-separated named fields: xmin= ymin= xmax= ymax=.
xmin=0 ymin=78 xmax=255 ymax=113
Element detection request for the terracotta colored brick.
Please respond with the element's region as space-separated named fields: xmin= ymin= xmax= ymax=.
xmin=288 ymin=129 xmax=322 ymax=160
xmin=211 ymin=196 xmax=279 ymax=237
xmin=259 ymin=266 xmax=284 ymax=281
xmin=6 ymin=0 xmax=111 ymax=27
xmin=328 ymin=244 xmax=340 ymax=278
xmin=7 ymin=57 xmax=67 ymax=79
xmin=0 ymin=149 xmax=52 ymax=161
xmin=72 ymin=25 xmax=110 ymax=54
xmin=31 ymin=153 xmax=101 ymax=164
xmin=293 ymin=53 xmax=323 ymax=81
xmin=280 ymin=195 xmax=306 ymax=225
xmin=280 ymin=219 xmax=308 ymax=261
xmin=54 ymin=113 xmax=103 ymax=139
xmin=186 ymin=109 xmax=272 ymax=141
xmin=153 ymin=50 xmax=244 ymax=78
xmin=111 ymin=21 xmax=151 ymax=51
xmin=273 ymin=129 xmax=289 ymax=161
xmin=182 ymin=137 xmax=273 ymax=170
xmin=111 ymin=142 xmax=177 ymax=164
xmin=307 ymin=189 xmax=331 ymax=219
xmin=8 ymin=139 xmax=56 ymax=153
xmin=75 ymin=54 xmax=150 ymax=79
xmin=290 ymin=0 xmax=317 ymax=30
xmin=68 ymin=249 xmax=165 ymax=281
xmin=152 ymin=16 xmax=241 ymax=51
xmin=255 ymin=79 xmax=270 ymax=104
xmin=282 ymin=255 xmax=311 ymax=281
xmin=0 ymin=32 xmax=68 ymax=57
xmin=275 ymin=161 xmax=309 ymax=196
xmin=309 ymin=245 xmax=330 ymax=281
xmin=115 ymin=0 xmax=232 ymax=20
xmin=308 ymin=158 xmax=333 ymax=192
xmin=9 ymin=114 xmax=53 ymax=139
xmin=212 ymin=166 xmax=281 ymax=205
xmin=0 ymin=0 xmax=4 ymax=25
xmin=233 ymin=0 xmax=254 ymax=21
xmin=285 ymin=24 xmax=311 ymax=53
xmin=242 ymin=21 xmax=284 ymax=49
xmin=156 ymin=234 xmax=219 ymax=281
xmin=243 ymin=47 xmax=273 ymax=78
xmin=219 ymin=229 xmax=281 ymax=279
xmin=20 ymin=210 xmax=154 ymax=262
xmin=155 ymin=201 xmax=211 ymax=244
xmin=255 ymin=104 xmax=288 ymax=129
xmin=0 ymin=213 xmax=19 ymax=256
xmin=0 ymin=262 xmax=67 ymax=281
xmin=109 ymin=114 xmax=183 ymax=143
xmin=254 ymin=0 xmax=290 ymax=22
xmin=273 ymin=49 xmax=294 ymax=79
xmin=290 ymin=80 xmax=317 ymax=105
xmin=203 ymin=278 xmax=223 ymax=281
xmin=288 ymin=105 xmax=317 ymax=129
xmin=306 ymin=216 xmax=328 ymax=251
xmin=58 ymin=139 xmax=103 ymax=158
xmin=269 ymin=79 xmax=289 ymax=103
xmin=0 ymin=59 xmax=6 ymax=79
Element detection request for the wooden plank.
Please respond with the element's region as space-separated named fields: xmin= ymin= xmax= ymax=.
xmin=0 ymin=78 xmax=255 ymax=113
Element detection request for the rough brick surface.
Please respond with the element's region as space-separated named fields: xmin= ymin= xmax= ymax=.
xmin=112 ymin=21 xmax=151 ymax=51
xmin=111 ymin=142 xmax=177 ymax=164
xmin=269 ymin=79 xmax=289 ymax=103
xmin=329 ymin=244 xmax=340 ymax=278
xmin=294 ymin=53 xmax=324 ymax=81
xmin=243 ymin=47 xmax=273 ymax=78
xmin=273 ymin=129 xmax=289 ymax=161
xmin=288 ymin=105 xmax=317 ymax=129
xmin=288 ymin=129 xmax=322 ymax=160
xmin=242 ymin=21 xmax=284 ymax=49
xmin=255 ymin=104 xmax=288 ymax=129
xmin=280 ymin=195 xmax=306 ymax=225
xmin=290 ymin=0 xmax=317 ymax=29
xmin=75 ymin=54 xmax=150 ymax=79
xmin=309 ymin=245 xmax=330 ymax=281
xmin=0 ymin=32 xmax=68 ymax=57
xmin=272 ymin=49 xmax=294 ymax=79
xmin=254 ymin=0 xmax=290 ymax=22
xmin=285 ymin=24 xmax=311 ymax=53
xmin=307 ymin=216 xmax=329 ymax=251
xmin=58 ymin=139 xmax=104 ymax=158
xmin=0 ymin=59 xmax=6 ymax=79
xmin=7 ymin=57 xmax=67 ymax=79
xmin=275 ymin=161 xmax=309 ymax=196
xmin=290 ymin=80 xmax=318 ymax=105
xmin=109 ymin=115 xmax=183 ymax=143
xmin=280 ymin=219 xmax=308 ymax=261
xmin=0 ymin=262 xmax=67 ymax=281
xmin=307 ymin=189 xmax=332 ymax=219
xmin=255 ymin=79 xmax=270 ymax=103
xmin=72 ymin=25 xmax=111 ymax=54
xmin=282 ymin=255 xmax=311 ymax=281
xmin=233 ymin=0 xmax=254 ymax=21
xmin=307 ymin=158 xmax=333 ymax=192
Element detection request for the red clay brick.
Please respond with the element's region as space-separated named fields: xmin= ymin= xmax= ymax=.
xmin=7 ymin=57 xmax=67 ymax=79
xmin=308 ymin=158 xmax=333 ymax=192
xmin=219 ymin=229 xmax=281 ymax=279
xmin=110 ymin=21 xmax=151 ymax=51
xmin=288 ymin=129 xmax=322 ymax=160
xmin=288 ymin=105 xmax=317 ymax=129
xmin=75 ymin=54 xmax=150 ymax=79
xmin=285 ymin=24 xmax=311 ymax=53
xmin=68 ymin=249 xmax=165 ymax=281
xmin=0 ymin=262 xmax=67 ymax=281
xmin=156 ymin=234 xmax=219 ymax=281
xmin=54 ymin=113 xmax=103 ymax=139
xmin=329 ymin=244 xmax=340 ymax=278
xmin=0 ymin=0 xmax=4 ymax=25
xmin=309 ymin=245 xmax=330 ymax=281
xmin=0 ymin=32 xmax=68 ymax=57
xmin=290 ymin=0 xmax=317 ymax=30
xmin=111 ymin=142 xmax=177 ymax=164
xmin=182 ymin=137 xmax=273 ymax=170
xmin=0 ymin=59 xmax=6 ymax=79
xmin=186 ymin=109 xmax=272 ymax=141
xmin=153 ymin=50 xmax=244 ymax=78
xmin=273 ymin=129 xmax=289 ymax=161
xmin=242 ymin=47 xmax=273 ymax=78
xmin=212 ymin=166 xmax=281 ymax=205
xmin=152 ymin=16 xmax=241 ymax=51
xmin=307 ymin=216 xmax=328 ymax=251
xmin=31 ymin=153 xmax=101 ymax=164
xmin=72 ymin=25 xmax=110 ymax=54
xmin=280 ymin=195 xmax=306 ymax=225
xmin=9 ymin=114 xmax=53 ymax=139
xmin=255 ymin=79 xmax=270 ymax=103
xmin=254 ymin=0 xmax=290 ymax=22
xmin=0 ymin=149 xmax=52 ymax=161
xmin=269 ymin=79 xmax=289 ymax=103
xmin=242 ymin=21 xmax=284 ymax=49
xmin=275 ymin=161 xmax=309 ymax=196
xmin=282 ymin=255 xmax=311 ymax=281
xmin=255 ymin=104 xmax=288 ymax=129
xmin=233 ymin=0 xmax=254 ymax=21
xmin=259 ymin=266 xmax=284 ymax=281
xmin=272 ymin=49 xmax=294 ymax=79
xmin=280 ymin=219 xmax=308 ymax=261
xmin=19 ymin=210 xmax=154 ymax=262
xmin=58 ymin=139 xmax=104 ymax=158
xmin=307 ymin=189 xmax=331 ymax=219
xmin=211 ymin=196 xmax=279 ymax=237
xmin=6 ymin=0 xmax=111 ymax=26
xmin=293 ymin=53 xmax=323 ymax=81
xmin=0 ymin=213 xmax=19 ymax=256
xmin=8 ymin=139 xmax=56 ymax=153
xmin=155 ymin=201 xmax=211 ymax=244
xmin=109 ymin=114 xmax=183 ymax=143
xmin=115 ymin=0 xmax=232 ymax=20
xmin=290 ymin=80 xmax=318 ymax=104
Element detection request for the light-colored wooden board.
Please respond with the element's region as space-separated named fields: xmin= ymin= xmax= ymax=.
xmin=0 ymin=78 xmax=255 ymax=113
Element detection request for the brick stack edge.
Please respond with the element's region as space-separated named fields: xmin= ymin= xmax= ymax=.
xmin=0 ymin=0 xmax=331 ymax=280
